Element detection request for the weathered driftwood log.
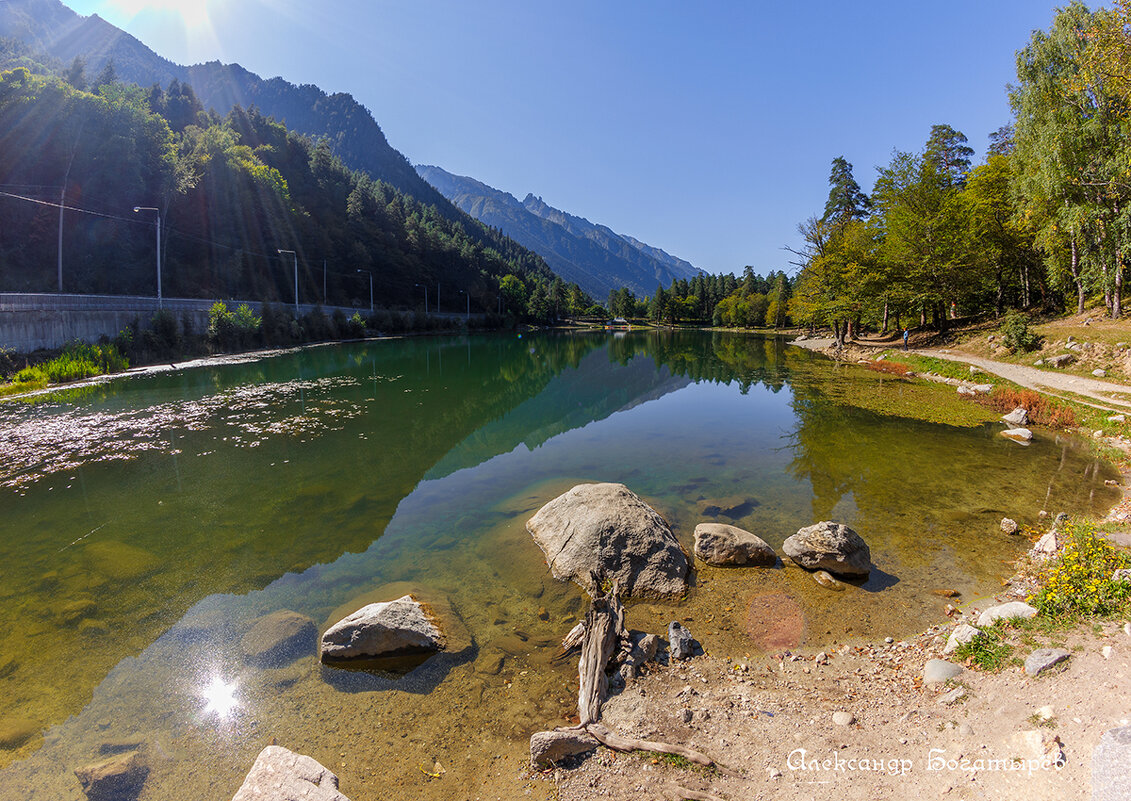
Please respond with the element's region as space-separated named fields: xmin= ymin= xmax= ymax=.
xmin=577 ymin=581 xmax=627 ymax=725
xmin=584 ymin=724 xmax=737 ymax=777
xmin=662 ymin=785 xmax=728 ymax=801
xmin=561 ymin=620 xmax=586 ymax=652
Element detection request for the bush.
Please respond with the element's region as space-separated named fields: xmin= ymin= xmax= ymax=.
xmin=346 ymin=312 xmax=366 ymax=338
xmin=982 ymin=387 xmax=1076 ymax=429
xmin=208 ymin=302 xmax=262 ymax=352
xmin=999 ymin=311 xmax=1043 ymax=352
xmin=11 ymin=341 xmax=127 ymax=386
xmin=1031 ymin=520 xmax=1131 ymax=619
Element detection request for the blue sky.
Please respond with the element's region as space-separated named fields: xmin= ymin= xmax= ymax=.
xmin=64 ymin=1 xmax=1076 ymax=279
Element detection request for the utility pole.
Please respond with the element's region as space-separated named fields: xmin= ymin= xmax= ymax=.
xmin=278 ymin=249 xmax=298 ymax=317
xmin=133 ymin=206 xmax=161 ymax=306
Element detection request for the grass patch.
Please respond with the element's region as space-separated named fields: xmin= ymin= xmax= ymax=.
xmin=0 ymin=342 xmax=127 ymax=397
xmin=1027 ymin=713 xmax=1058 ymax=729
xmin=884 ymin=351 xmax=989 ymax=382
xmin=953 ymin=623 xmax=1014 ymax=672
xmin=632 ymin=750 xmax=717 ymax=776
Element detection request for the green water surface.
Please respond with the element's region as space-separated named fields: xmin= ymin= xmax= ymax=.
xmin=0 ymin=331 xmax=1117 ymax=800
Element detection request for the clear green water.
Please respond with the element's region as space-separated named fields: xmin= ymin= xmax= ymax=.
xmin=0 ymin=331 xmax=1118 ymax=800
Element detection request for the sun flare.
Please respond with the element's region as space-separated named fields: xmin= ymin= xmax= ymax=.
xmin=108 ymin=0 xmax=211 ymax=31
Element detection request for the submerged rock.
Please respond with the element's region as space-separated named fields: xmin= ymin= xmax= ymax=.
xmin=0 ymin=717 xmax=39 ymax=749
xmin=241 ymin=610 xmax=317 ymax=667
xmin=1000 ymin=518 xmax=1020 ymax=535
xmin=812 ymin=570 xmax=845 ymax=591
xmin=525 ymin=482 xmax=689 ymax=598
xmin=693 ymin=523 xmax=776 ymax=567
xmin=744 ymin=592 xmax=806 ymax=650
xmin=1001 ymin=428 xmax=1034 ymax=443
xmin=320 ymin=595 xmax=444 ymax=662
xmin=232 ymin=745 xmax=350 ymax=801
xmin=74 ymin=750 xmax=148 ymax=801
xmin=619 ymin=632 xmax=661 ymax=680
xmin=782 ymin=521 xmax=871 ymax=577
xmin=529 ymin=730 xmax=599 ymax=769
xmin=83 ymin=541 xmax=160 ymax=581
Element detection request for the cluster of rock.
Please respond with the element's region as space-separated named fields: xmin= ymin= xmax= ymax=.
xmin=526 ymin=483 xmax=873 ymax=608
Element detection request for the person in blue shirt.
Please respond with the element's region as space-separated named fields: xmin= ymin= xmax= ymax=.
xmin=902 ymin=329 xmax=909 ymax=350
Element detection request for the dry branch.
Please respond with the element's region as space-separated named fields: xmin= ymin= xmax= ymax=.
xmin=584 ymin=724 xmax=737 ymax=777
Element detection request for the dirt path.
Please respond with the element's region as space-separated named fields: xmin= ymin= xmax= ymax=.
xmin=912 ymin=349 xmax=1131 ymax=412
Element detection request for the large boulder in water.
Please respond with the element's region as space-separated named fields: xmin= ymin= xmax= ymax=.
xmin=232 ymin=745 xmax=350 ymax=801
xmin=525 ymin=483 xmax=689 ymax=598
xmin=241 ymin=610 xmax=317 ymax=667
xmin=782 ymin=521 xmax=871 ymax=577
xmin=320 ymin=595 xmax=445 ymax=662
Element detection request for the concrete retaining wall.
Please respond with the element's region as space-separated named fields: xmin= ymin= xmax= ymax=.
xmin=0 ymin=294 xmax=368 ymax=352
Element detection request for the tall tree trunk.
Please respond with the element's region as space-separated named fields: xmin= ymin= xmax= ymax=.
xmin=1021 ymin=265 xmax=1031 ymax=309
xmin=881 ymin=301 xmax=889 ymax=335
xmin=994 ymin=268 xmax=1004 ymax=318
xmin=845 ymin=317 xmax=854 ymax=341
xmin=1070 ymin=238 xmax=1085 ymax=314
xmin=919 ymin=306 xmax=926 ymax=327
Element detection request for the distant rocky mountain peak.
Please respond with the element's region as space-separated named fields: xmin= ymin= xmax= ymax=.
xmin=418 ymin=165 xmax=700 ymax=298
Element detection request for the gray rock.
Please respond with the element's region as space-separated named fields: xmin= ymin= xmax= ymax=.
xmin=782 ymin=521 xmax=871 ymax=577
xmin=1031 ymin=530 xmax=1059 ymax=559
xmin=943 ymin=623 xmax=981 ymax=656
xmin=241 ymin=610 xmax=316 ymax=667
xmin=1002 ymin=408 xmax=1029 ymax=426
xmin=693 ymin=523 xmax=775 ymax=567
xmin=938 ymin=687 xmax=967 ymax=705
xmin=668 ymin=621 xmax=694 ymax=661
xmin=1001 ymin=428 xmax=1033 ymax=442
xmin=1094 ymin=369 xmax=1108 ymax=378
xmin=525 ymin=483 xmax=689 ymax=598
xmin=971 ymin=384 xmax=994 ymax=394
xmin=320 ymin=595 xmax=444 ymax=661
xmin=232 ymin=745 xmax=349 ymax=801
xmin=1109 ymin=414 xmax=1127 ymax=424
xmin=977 ymin=601 xmax=1037 ymax=627
xmin=1024 ymin=648 xmax=1071 ymax=677
xmin=1000 ymin=517 xmax=1019 ymax=535
xmin=923 ymin=659 xmax=964 ymax=684
xmin=619 ymin=632 xmax=661 ymax=680
xmin=1093 ymin=726 xmax=1131 ymax=801
xmin=1047 ymin=353 xmax=1075 ymax=368
xmin=957 ymin=385 xmax=976 ymax=396
xmin=832 ymin=711 xmax=855 ymax=726
xmin=74 ymin=750 xmax=148 ymax=801
xmin=1103 ymin=531 xmax=1131 ymax=551
xmin=529 ymin=730 xmax=599 ymax=769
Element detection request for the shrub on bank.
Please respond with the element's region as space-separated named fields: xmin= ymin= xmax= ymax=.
xmin=1031 ymin=521 xmax=1131 ymax=619
xmin=1000 ymin=311 xmax=1043 ymax=353
xmin=982 ymin=387 xmax=1077 ymax=429
xmin=10 ymin=341 xmax=128 ymax=388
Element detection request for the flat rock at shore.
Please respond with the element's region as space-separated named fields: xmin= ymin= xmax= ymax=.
xmin=525 ymin=482 xmax=689 ymax=598
xmin=977 ymin=601 xmax=1037 ymax=627
xmin=241 ymin=610 xmax=316 ymax=667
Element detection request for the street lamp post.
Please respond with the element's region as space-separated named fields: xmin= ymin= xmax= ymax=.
xmin=133 ymin=206 xmax=161 ymax=306
xmin=357 ymin=269 xmax=373 ymax=312
xmin=459 ymin=289 xmax=469 ymax=322
xmin=414 ymin=283 xmax=429 ymax=315
xmin=277 ymin=249 xmax=298 ymax=316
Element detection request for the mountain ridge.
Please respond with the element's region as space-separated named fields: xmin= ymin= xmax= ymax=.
xmin=417 ymin=164 xmax=700 ymax=299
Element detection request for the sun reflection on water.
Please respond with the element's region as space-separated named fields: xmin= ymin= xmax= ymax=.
xmin=200 ymin=675 xmax=239 ymax=718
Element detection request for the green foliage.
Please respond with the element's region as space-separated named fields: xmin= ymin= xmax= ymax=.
xmin=953 ymin=623 xmax=1014 ymax=672
xmin=998 ymin=311 xmax=1043 ymax=352
xmin=208 ymin=301 xmax=261 ymax=352
xmin=1031 ymin=520 xmax=1131 ymax=619
xmin=8 ymin=341 xmax=127 ymax=388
